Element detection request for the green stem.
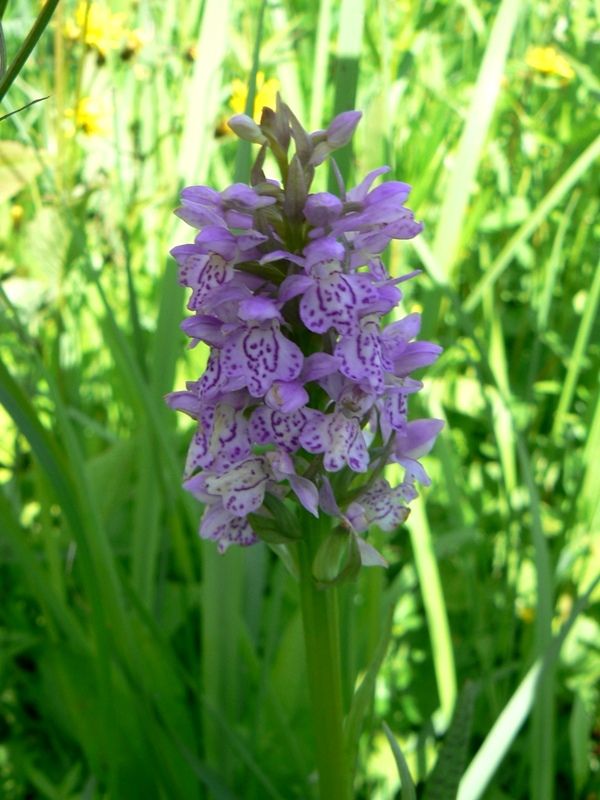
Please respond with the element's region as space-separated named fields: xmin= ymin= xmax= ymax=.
xmin=297 ymin=523 xmax=351 ymax=800
xmin=0 ymin=0 xmax=61 ymax=103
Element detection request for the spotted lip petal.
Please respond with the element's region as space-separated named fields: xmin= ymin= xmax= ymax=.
xmin=184 ymin=405 xmax=216 ymax=477
xmin=335 ymin=314 xmax=392 ymax=393
xmin=250 ymin=406 xmax=317 ymax=452
xmin=222 ymin=320 xmax=303 ymax=397
xmin=200 ymin=502 xmax=258 ymax=553
xmin=346 ymin=479 xmax=409 ymax=533
xmin=208 ymin=405 xmax=252 ymax=472
xmin=300 ymin=410 xmax=369 ymax=473
xmin=195 ymin=351 xmax=245 ymax=400
xmin=205 ymin=457 xmax=269 ymax=516
xmin=299 ymin=266 xmax=379 ymax=334
xmin=170 ymin=247 xmax=235 ymax=312
xmin=377 ymin=390 xmax=408 ymax=442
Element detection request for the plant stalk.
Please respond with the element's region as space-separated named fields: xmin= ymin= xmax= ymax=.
xmin=297 ymin=526 xmax=351 ymax=800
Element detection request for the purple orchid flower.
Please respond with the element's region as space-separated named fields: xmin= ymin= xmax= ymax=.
xmin=168 ymin=101 xmax=443 ymax=562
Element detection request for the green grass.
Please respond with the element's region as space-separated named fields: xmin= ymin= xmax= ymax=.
xmin=1 ymin=1 xmax=599 ymax=798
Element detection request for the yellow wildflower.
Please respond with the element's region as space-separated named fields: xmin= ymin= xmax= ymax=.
xmin=525 ymin=46 xmax=575 ymax=80
xmin=64 ymin=1 xmax=126 ymax=57
xmin=229 ymin=71 xmax=280 ymax=122
xmin=10 ymin=204 xmax=25 ymax=229
xmin=64 ymin=96 xmax=111 ymax=137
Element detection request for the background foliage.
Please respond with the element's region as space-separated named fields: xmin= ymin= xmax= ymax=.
xmin=1 ymin=0 xmax=599 ymax=798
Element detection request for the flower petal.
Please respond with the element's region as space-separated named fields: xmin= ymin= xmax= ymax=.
xmin=335 ymin=315 xmax=391 ymax=393
xmin=250 ymin=406 xmax=316 ymax=452
xmin=265 ymin=381 xmax=309 ymax=413
xmin=222 ymin=321 xmax=303 ymax=397
xmin=200 ymin=503 xmax=258 ymax=553
xmin=205 ymin=457 xmax=268 ymax=516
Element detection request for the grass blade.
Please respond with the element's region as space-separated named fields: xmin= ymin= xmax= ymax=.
xmin=382 ymin=721 xmax=417 ymax=800
xmin=309 ymin=0 xmax=334 ymax=130
xmin=345 ymin=604 xmax=394 ymax=774
xmin=464 ymin=133 xmax=600 ymax=312
xmin=178 ymin=0 xmax=231 ymax=182
xmin=0 ymin=0 xmax=60 ymax=102
xmin=431 ymin=0 xmax=522 ymax=282
xmin=423 ymin=682 xmax=479 ymax=800
xmin=406 ymin=495 xmax=457 ymax=731
xmin=328 ymin=0 xmax=365 ymax=189
xmin=457 ymin=575 xmax=600 ymax=800
xmin=552 ymin=255 xmax=600 ymax=438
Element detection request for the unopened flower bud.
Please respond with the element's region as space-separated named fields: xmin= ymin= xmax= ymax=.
xmin=326 ymin=110 xmax=362 ymax=148
xmin=228 ymin=114 xmax=267 ymax=144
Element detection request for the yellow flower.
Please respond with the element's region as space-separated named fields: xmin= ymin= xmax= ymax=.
xmin=10 ymin=204 xmax=25 ymax=229
xmin=229 ymin=71 xmax=280 ymax=123
xmin=64 ymin=1 xmax=126 ymax=56
xmin=525 ymin=46 xmax=575 ymax=80
xmin=64 ymin=96 xmax=111 ymax=137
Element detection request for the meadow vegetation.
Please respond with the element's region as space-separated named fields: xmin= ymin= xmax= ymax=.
xmin=1 ymin=0 xmax=599 ymax=798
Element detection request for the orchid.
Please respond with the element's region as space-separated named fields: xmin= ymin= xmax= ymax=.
xmin=168 ymin=114 xmax=444 ymax=797
xmin=168 ymin=100 xmax=443 ymax=562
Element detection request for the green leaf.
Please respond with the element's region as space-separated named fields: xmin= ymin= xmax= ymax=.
xmin=263 ymin=493 xmax=303 ymax=539
xmin=431 ymin=0 xmax=523 ymax=282
xmin=312 ymin=527 xmax=361 ymax=586
xmin=382 ymin=721 xmax=417 ymax=800
xmin=569 ymin=691 xmax=591 ymax=791
xmin=423 ymin=682 xmax=479 ymax=800
xmin=457 ymin=576 xmax=600 ymax=800
xmin=345 ymin=604 xmax=394 ymax=774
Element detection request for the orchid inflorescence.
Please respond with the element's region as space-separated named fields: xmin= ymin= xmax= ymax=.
xmin=167 ymin=100 xmax=443 ymax=570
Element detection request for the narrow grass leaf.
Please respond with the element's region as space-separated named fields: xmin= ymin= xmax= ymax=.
xmin=150 ymin=259 xmax=185 ymax=397
xmin=0 ymin=489 xmax=86 ymax=648
xmin=405 ymin=494 xmax=457 ymax=730
xmin=328 ymin=0 xmax=365 ymax=189
xmin=309 ymin=0 xmax=334 ymax=129
xmin=464 ymin=133 xmax=600 ymax=312
xmin=569 ymin=691 xmax=591 ymax=791
xmin=0 ymin=0 xmax=60 ymax=101
xmin=345 ymin=604 xmax=394 ymax=774
xmin=552 ymin=256 xmax=600 ymax=438
xmin=516 ymin=437 xmax=555 ymax=800
xmin=131 ymin=433 xmax=162 ymax=609
xmin=457 ymin=575 xmax=600 ymax=800
xmin=431 ymin=0 xmax=522 ymax=282
xmin=580 ymin=385 xmax=600 ymax=531
xmin=382 ymin=721 xmax=417 ymax=800
xmin=423 ymin=682 xmax=479 ymax=800
xmin=178 ymin=0 xmax=230 ymax=182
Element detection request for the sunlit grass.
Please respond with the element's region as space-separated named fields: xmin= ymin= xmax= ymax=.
xmin=1 ymin=0 xmax=599 ymax=798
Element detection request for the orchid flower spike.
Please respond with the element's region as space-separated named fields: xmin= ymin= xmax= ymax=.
xmin=167 ymin=100 xmax=443 ymax=571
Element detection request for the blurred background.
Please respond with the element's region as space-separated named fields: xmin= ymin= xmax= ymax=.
xmin=1 ymin=0 xmax=599 ymax=798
